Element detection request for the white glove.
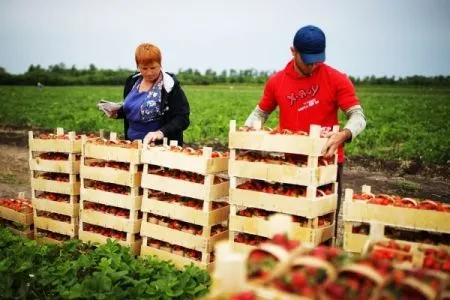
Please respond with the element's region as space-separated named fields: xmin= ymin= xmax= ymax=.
xmin=97 ymin=99 xmax=122 ymax=118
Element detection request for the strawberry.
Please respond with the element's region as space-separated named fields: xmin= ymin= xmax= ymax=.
xmin=291 ymin=271 xmax=306 ymax=289
xmin=272 ymin=233 xmax=287 ymax=246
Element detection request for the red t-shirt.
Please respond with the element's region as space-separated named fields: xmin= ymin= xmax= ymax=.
xmin=258 ymin=60 xmax=360 ymax=163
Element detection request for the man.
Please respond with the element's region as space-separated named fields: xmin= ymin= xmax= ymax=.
xmin=244 ymin=25 xmax=366 ymax=238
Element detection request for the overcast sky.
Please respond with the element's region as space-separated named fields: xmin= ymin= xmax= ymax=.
xmin=1 ymin=0 xmax=449 ymax=77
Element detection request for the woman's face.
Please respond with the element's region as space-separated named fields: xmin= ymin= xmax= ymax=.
xmin=138 ymin=61 xmax=161 ymax=82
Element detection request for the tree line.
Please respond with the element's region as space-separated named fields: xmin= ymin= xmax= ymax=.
xmin=0 ymin=63 xmax=449 ymax=86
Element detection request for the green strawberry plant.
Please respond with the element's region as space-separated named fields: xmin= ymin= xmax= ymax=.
xmin=0 ymin=227 xmax=210 ymax=299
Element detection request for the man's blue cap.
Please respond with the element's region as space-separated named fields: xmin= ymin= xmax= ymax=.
xmin=293 ymin=25 xmax=326 ymax=64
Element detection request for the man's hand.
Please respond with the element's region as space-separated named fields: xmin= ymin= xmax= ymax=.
xmin=143 ymin=131 xmax=164 ymax=146
xmin=321 ymin=129 xmax=352 ymax=157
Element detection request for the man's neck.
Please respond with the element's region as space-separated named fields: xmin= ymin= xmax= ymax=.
xmin=293 ymin=60 xmax=308 ymax=78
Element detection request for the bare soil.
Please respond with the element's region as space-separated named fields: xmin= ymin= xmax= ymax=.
xmin=1 ymin=125 xmax=449 ymax=245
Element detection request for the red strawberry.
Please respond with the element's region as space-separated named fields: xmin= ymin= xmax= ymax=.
xmin=292 ymin=272 xmax=306 ymax=289
xmin=272 ymin=233 xmax=287 ymax=246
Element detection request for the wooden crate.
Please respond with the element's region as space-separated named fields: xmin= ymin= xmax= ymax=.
xmin=0 ymin=217 xmax=34 ymax=239
xmin=29 ymin=153 xmax=80 ymax=174
xmin=140 ymin=218 xmax=228 ymax=253
xmin=343 ymin=221 xmax=370 ymax=253
xmin=32 ymin=198 xmax=79 ymax=217
xmin=81 ymin=181 xmax=142 ymax=210
xmin=229 ymin=178 xmax=337 ymax=219
xmin=141 ymin=191 xmax=229 ymax=226
xmin=31 ymin=171 xmax=80 ymax=195
xmin=141 ymin=140 xmax=228 ymax=175
xmin=229 ymin=215 xmax=334 ymax=246
xmin=81 ymin=158 xmax=141 ymax=187
xmin=344 ymin=221 xmax=450 ymax=255
xmin=141 ymin=169 xmax=229 ymax=201
xmin=228 ymin=151 xmax=337 ymax=186
xmin=0 ymin=206 xmax=33 ymax=225
xmin=228 ymin=120 xmax=339 ymax=156
xmin=33 ymin=211 xmax=78 ymax=237
xmin=140 ymin=237 xmax=214 ymax=272
xmin=343 ymin=187 xmax=450 ymax=233
xmin=82 ymin=133 xmax=141 ymax=164
xmin=80 ymin=206 xmax=141 ymax=233
xmin=28 ymin=129 xmax=83 ymax=153
xmin=78 ymin=229 xmax=141 ymax=255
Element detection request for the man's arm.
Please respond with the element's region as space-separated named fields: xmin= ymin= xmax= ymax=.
xmin=244 ymin=105 xmax=270 ymax=128
xmin=244 ymin=77 xmax=277 ymax=128
xmin=343 ymin=105 xmax=366 ymax=141
xmin=321 ymin=104 xmax=366 ymax=157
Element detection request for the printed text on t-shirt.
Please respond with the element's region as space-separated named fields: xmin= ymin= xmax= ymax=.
xmin=286 ymin=84 xmax=320 ymax=106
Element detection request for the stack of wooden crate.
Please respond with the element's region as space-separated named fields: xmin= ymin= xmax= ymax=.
xmin=228 ymin=120 xmax=339 ymax=252
xmin=29 ymin=128 xmax=81 ymax=245
xmin=79 ymin=133 xmax=143 ymax=254
xmin=343 ymin=185 xmax=450 ymax=254
xmin=139 ymin=139 xmax=230 ymax=271
xmin=0 ymin=192 xmax=33 ymax=238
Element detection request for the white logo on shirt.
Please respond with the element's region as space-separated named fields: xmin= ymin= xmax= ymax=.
xmin=298 ymin=98 xmax=319 ymax=111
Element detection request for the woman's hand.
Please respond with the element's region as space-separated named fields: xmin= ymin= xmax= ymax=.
xmin=97 ymin=100 xmax=121 ymax=118
xmin=321 ymin=129 xmax=352 ymax=157
xmin=143 ymin=130 xmax=164 ymax=146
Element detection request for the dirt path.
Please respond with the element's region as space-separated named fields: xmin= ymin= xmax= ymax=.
xmin=1 ymin=125 xmax=449 ymax=245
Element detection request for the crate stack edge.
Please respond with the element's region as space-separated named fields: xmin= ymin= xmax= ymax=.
xmin=0 ymin=192 xmax=34 ymax=238
xmin=139 ymin=139 xmax=230 ymax=272
xmin=343 ymin=185 xmax=450 ymax=255
xmin=79 ymin=133 xmax=143 ymax=255
xmin=29 ymin=128 xmax=81 ymax=245
xmin=228 ymin=120 xmax=339 ymax=252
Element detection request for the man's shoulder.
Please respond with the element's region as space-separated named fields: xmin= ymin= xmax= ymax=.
xmin=319 ymin=64 xmax=349 ymax=79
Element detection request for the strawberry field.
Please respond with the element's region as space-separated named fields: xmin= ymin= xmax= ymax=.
xmin=0 ymin=85 xmax=449 ymax=164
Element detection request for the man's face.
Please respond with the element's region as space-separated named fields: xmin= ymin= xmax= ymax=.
xmin=138 ymin=62 xmax=161 ymax=82
xmin=291 ymin=47 xmax=319 ymax=77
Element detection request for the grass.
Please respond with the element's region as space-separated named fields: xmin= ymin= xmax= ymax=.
xmin=0 ymin=84 xmax=449 ymax=164
xmin=0 ymin=169 xmax=22 ymax=185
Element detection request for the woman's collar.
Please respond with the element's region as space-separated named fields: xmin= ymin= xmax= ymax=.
xmin=133 ymin=71 xmax=175 ymax=93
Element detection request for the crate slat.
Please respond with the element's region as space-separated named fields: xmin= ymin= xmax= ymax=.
xmin=229 ymin=160 xmax=337 ymax=186
xmin=80 ymin=210 xmax=141 ymax=233
xmin=141 ymin=198 xmax=229 ymax=226
xmin=83 ymin=142 xmax=141 ymax=164
xmin=140 ymin=244 xmax=214 ymax=272
xmin=0 ymin=206 xmax=33 ymax=225
xmin=33 ymin=215 xmax=78 ymax=237
xmin=29 ymin=158 xmax=80 ymax=174
xmin=343 ymin=200 xmax=450 ymax=233
xmin=80 ymin=162 xmax=141 ymax=187
xmin=140 ymin=221 xmax=228 ymax=252
xmin=229 ymin=188 xmax=337 ymax=219
xmin=78 ymin=230 xmax=141 ymax=255
xmin=31 ymin=178 xmax=80 ymax=195
xmin=141 ymin=173 xmax=229 ymax=201
xmin=229 ymin=130 xmax=328 ymax=156
xmin=141 ymin=146 xmax=228 ymax=174
xmin=32 ymin=199 xmax=79 ymax=217
xmin=80 ymin=187 xmax=142 ymax=210
xmin=229 ymin=215 xmax=334 ymax=245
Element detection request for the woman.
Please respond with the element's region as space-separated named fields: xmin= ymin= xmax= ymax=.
xmin=112 ymin=43 xmax=190 ymax=146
